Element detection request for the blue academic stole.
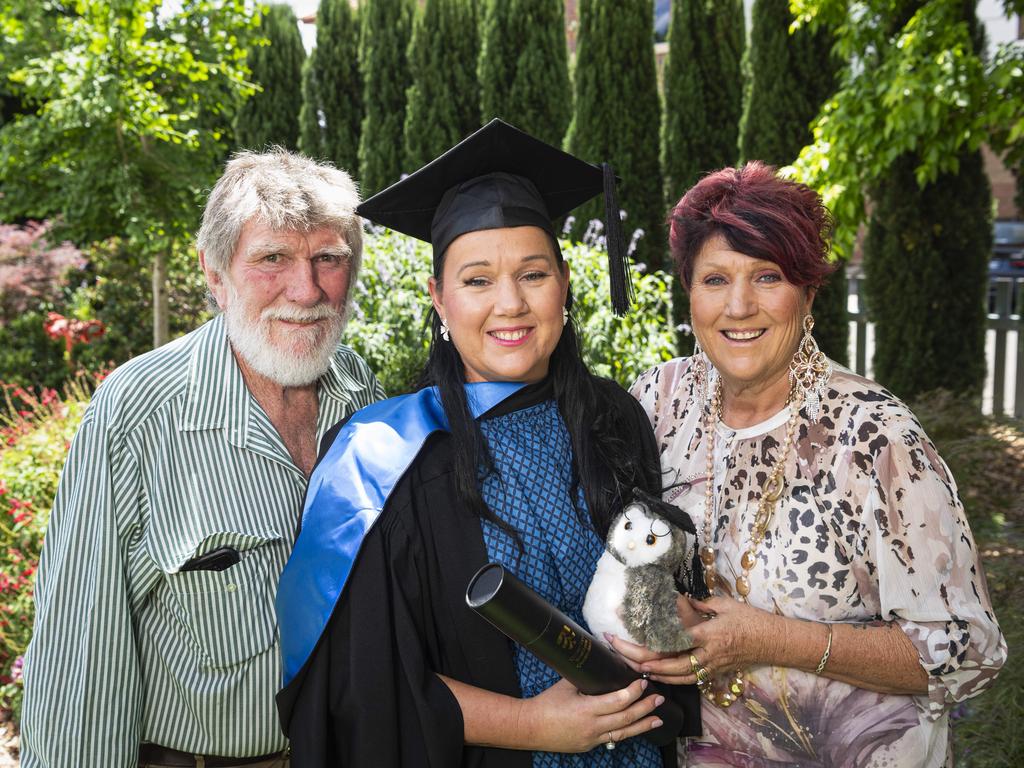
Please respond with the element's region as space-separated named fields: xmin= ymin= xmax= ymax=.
xmin=277 ymin=382 xmax=524 ymax=685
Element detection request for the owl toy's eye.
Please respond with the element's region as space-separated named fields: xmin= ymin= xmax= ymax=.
xmin=624 ymin=521 xmax=633 ymax=530
xmin=646 ymin=534 xmax=656 ymax=545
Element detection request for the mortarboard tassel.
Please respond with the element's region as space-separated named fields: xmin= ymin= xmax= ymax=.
xmin=602 ymin=162 xmax=634 ymax=316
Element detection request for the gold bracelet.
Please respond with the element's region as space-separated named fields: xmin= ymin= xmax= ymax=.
xmin=815 ymin=623 xmax=833 ymax=675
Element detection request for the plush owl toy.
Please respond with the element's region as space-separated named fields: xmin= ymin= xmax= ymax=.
xmin=583 ymin=488 xmax=707 ymax=653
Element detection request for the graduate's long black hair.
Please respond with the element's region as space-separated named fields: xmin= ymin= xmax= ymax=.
xmin=416 ymin=238 xmax=658 ymax=541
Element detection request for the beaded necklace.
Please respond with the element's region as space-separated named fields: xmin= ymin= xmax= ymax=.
xmin=697 ymin=377 xmax=801 ymax=708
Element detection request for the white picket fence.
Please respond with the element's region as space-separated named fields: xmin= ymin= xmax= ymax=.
xmin=845 ymin=272 xmax=1023 ymax=418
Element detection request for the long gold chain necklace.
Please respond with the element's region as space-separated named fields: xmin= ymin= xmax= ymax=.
xmin=697 ymin=377 xmax=801 ymax=707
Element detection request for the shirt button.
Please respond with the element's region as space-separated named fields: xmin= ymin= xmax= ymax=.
xmin=226 ymin=583 xmax=237 ymax=593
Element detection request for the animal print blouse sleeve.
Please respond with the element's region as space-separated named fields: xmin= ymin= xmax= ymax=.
xmin=628 ymin=358 xmax=691 ymax=433
xmin=858 ymin=409 xmax=1007 ymax=719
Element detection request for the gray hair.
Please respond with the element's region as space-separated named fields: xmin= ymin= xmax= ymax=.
xmin=197 ymin=147 xmax=363 ymax=279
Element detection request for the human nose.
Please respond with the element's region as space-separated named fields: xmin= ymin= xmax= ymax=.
xmin=285 ymin=259 xmax=324 ymax=306
xmin=493 ymin=276 xmax=528 ymax=316
xmin=723 ymin=280 xmax=756 ymax=319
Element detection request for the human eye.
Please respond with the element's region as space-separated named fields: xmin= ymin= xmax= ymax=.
xmin=701 ymin=274 xmax=726 ymax=286
xmin=263 ymin=253 xmax=282 ymax=264
xmin=463 ymin=275 xmax=490 ymax=287
xmin=315 ymin=251 xmax=344 ymax=264
xmin=756 ymin=270 xmax=783 ymax=283
xmin=522 ymin=270 xmax=550 ymax=282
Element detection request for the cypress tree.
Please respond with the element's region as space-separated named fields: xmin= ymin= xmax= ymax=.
xmin=566 ymin=0 xmax=664 ymax=271
xmin=315 ymin=0 xmax=362 ymax=176
xmin=404 ymin=0 xmax=480 ymax=170
xmin=298 ymin=49 xmax=323 ymax=157
xmin=358 ymin=0 xmax=414 ymax=196
xmin=662 ymin=0 xmax=745 ymax=204
xmin=864 ymin=150 xmax=990 ymax=399
xmin=863 ymin=1 xmax=991 ymax=399
xmin=478 ymin=0 xmax=571 ymax=146
xmin=235 ymin=4 xmax=305 ymax=151
xmin=739 ymin=0 xmax=846 ymax=364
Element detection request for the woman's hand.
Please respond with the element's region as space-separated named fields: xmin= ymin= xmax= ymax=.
xmin=518 ymin=677 xmax=665 ymax=753
xmin=609 ymin=594 xmax=779 ymax=685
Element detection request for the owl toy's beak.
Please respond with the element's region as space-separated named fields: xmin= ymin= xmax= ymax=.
xmin=627 ymin=541 xmax=636 ymax=550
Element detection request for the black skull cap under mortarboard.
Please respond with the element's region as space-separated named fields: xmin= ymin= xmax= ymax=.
xmin=355 ymin=118 xmax=634 ymax=315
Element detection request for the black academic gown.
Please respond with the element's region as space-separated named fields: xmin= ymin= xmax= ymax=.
xmin=277 ymin=382 xmax=701 ymax=768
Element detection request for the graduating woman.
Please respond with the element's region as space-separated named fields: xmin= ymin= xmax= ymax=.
xmin=275 ymin=120 xmax=701 ymax=767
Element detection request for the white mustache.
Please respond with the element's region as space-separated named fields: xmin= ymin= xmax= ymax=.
xmin=261 ymin=304 xmax=341 ymax=324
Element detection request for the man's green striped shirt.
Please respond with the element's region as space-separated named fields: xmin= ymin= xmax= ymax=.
xmin=21 ymin=315 xmax=384 ymax=767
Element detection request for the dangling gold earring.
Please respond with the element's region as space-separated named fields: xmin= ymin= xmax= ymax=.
xmin=789 ymin=314 xmax=832 ymax=421
xmin=440 ymin=318 xmax=450 ymax=342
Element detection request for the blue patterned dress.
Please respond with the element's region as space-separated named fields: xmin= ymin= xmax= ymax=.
xmin=479 ymin=399 xmax=662 ymax=768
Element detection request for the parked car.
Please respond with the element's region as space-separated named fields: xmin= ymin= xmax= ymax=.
xmin=988 ymin=220 xmax=1024 ymax=315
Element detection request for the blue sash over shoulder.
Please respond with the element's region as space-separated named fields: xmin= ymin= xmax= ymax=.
xmin=276 ymin=382 xmax=524 ymax=685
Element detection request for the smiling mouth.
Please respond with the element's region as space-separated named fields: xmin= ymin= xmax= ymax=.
xmin=721 ymin=329 xmax=766 ymax=341
xmin=489 ymin=328 xmax=531 ymax=342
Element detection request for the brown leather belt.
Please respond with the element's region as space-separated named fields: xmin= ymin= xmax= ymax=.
xmin=138 ymin=743 xmax=286 ymax=767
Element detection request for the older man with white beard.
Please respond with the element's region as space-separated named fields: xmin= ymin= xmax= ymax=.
xmin=21 ymin=149 xmax=384 ymax=768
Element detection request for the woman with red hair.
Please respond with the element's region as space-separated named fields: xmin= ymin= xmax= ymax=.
xmin=610 ymin=163 xmax=1005 ymax=767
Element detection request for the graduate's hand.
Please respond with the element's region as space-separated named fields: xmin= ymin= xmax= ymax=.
xmin=519 ymin=677 xmax=665 ymax=753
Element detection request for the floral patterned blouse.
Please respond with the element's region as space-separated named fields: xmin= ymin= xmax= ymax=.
xmin=630 ymin=357 xmax=1006 ymax=768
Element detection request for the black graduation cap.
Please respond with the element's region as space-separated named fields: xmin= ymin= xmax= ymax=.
xmin=356 ymin=118 xmax=634 ymax=315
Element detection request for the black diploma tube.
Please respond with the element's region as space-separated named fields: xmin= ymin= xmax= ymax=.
xmin=466 ymin=562 xmax=685 ymax=746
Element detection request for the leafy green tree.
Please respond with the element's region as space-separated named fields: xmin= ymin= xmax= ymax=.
xmin=790 ymin=0 xmax=1024 ymax=253
xmin=662 ymin=0 xmax=745 ymax=204
xmin=235 ymin=4 xmax=305 ymax=151
xmin=404 ymin=0 xmax=480 ymax=170
xmin=0 ymin=0 xmax=257 ymax=348
xmin=478 ymin=0 xmax=571 ymax=146
xmin=358 ymin=0 xmax=414 ymax=196
xmin=738 ymin=0 xmax=846 ymax=364
xmin=298 ymin=49 xmax=323 ymax=157
xmin=859 ymin=1 xmax=991 ymax=399
xmin=314 ymin=0 xmax=362 ymax=174
xmin=566 ymin=0 xmax=664 ymax=271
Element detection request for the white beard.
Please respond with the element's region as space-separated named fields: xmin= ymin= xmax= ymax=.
xmin=222 ymin=281 xmax=346 ymax=388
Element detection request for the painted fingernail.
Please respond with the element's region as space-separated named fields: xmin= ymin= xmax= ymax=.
xmin=603 ymin=632 xmax=615 ymax=643
xmin=640 ymin=678 xmax=648 ymax=690
xmin=654 ymin=695 xmax=665 ymax=706
xmin=651 ymin=719 xmax=664 ymax=729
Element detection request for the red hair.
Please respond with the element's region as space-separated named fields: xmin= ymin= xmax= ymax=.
xmin=668 ymin=162 xmax=836 ymax=292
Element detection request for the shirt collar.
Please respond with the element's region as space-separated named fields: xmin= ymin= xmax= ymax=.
xmin=179 ymin=315 xmax=361 ymax=443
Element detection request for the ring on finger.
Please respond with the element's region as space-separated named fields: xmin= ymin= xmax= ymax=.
xmin=689 ymin=653 xmax=712 ymax=688
xmin=604 ymin=731 xmax=616 ymax=750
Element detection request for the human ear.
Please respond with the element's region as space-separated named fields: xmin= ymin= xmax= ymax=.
xmin=428 ymin=276 xmax=445 ymax=319
xmin=200 ymin=251 xmax=227 ymax=310
xmin=805 ymin=285 xmax=817 ymax=314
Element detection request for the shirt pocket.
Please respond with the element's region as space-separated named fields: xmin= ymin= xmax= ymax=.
xmin=165 ymin=538 xmax=281 ymax=669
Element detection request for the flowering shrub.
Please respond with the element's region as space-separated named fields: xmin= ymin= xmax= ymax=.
xmin=42 ymin=312 xmax=105 ymax=360
xmin=0 ymin=222 xmax=85 ymax=322
xmin=345 ymin=227 xmax=679 ymax=395
xmin=0 ymin=378 xmax=91 ymax=720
